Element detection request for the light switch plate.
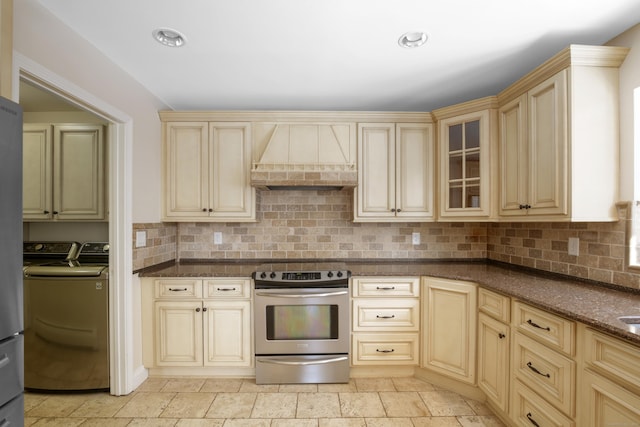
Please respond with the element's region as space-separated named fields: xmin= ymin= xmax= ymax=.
xmin=214 ymin=232 xmax=222 ymax=244
xmin=412 ymin=232 xmax=421 ymax=245
xmin=135 ymin=231 xmax=147 ymax=248
xmin=568 ymin=237 xmax=579 ymax=256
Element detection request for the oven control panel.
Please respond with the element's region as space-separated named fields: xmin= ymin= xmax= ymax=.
xmin=253 ymin=270 xmax=350 ymax=288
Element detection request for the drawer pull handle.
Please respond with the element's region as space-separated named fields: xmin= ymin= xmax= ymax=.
xmin=169 ymin=287 xmax=188 ymax=292
xmin=376 ymin=315 xmax=395 ymax=319
xmin=526 ymin=361 xmax=550 ymax=378
xmin=0 ymin=354 xmax=9 ymax=369
xmin=526 ymin=412 xmax=540 ymax=427
xmin=498 ymin=333 xmax=506 ymax=339
xmin=376 ymin=286 xmax=396 ymax=290
xmin=376 ymin=349 xmax=395 ymax=353
xmin=526 ymin=319 xmax=550 ymax=331
xmin=217 ymin=287 xmax=237 ymax=291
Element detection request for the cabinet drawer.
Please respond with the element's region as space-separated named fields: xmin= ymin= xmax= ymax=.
xmin=512 ymin=332 xmax=575 ymax=417
xmin=581 ymin=369 xmax=640 ymax=427
xmin=478 ymin=288 xmax=510 ymax=323
xmin=513 ymin=301 xmax=575 ymax=355
xmin=353 ymin=299 xmax=419 ymax=331
xmin=511 ymin=379 xmax=575 ymax=427
xmin=155 ymin=279 xmax=202 ymax=298
xmin=583 ymin=327 xmax=640 ymax=392
xmin=352 ymin=277 xmax=420 ymax=297
xmin=352 ymin=333 xmax=419 ymax=365
xmin=204 ymin=279 xmax=251 ymax=299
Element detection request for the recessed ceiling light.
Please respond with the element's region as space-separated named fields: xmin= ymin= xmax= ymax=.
xmin=152 ymin=28 xmax=187 ymax=48
xmin=398 ymin=31 xmax=428 ymax=49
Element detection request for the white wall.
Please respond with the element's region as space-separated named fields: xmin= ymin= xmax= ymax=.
xmin=608 ymin=23 xmax=640 ymax=201
xmin=13 ymin=0 xmax=168 ymax=223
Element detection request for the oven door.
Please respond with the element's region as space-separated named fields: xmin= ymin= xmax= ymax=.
xmin=254 ymin=287 xmax=349 ymax=355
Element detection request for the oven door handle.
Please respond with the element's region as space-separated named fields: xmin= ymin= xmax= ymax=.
xmin=255 ymin=290 xmax=348 ymax=298
xmin=257 ymin=356 xmax=348 ymax=366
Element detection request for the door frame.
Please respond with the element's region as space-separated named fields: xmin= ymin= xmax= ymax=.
xmin=13 ymin=52 xmax=140 ymax=395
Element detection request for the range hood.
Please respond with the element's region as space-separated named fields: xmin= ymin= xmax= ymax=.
xmin=250 ymin=123 xmax=357 ymax=190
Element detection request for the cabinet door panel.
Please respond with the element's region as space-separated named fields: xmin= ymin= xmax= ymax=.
xmin=210 ymin=123 xmax=254 ymax=219
xmin=477 ymin=313 xmax=509 ymax=412
xmin=204 ymin=301 xmax=251 ymax=366
xmin=528 ymin=71 xmax=567 ymax=215
xmin=155 ymin=301 xmax=203 ymax=366
xmin=357 ymin=123 xmax=395 ymax=218
xmin=23 ymin=125 xmax=52 ymax=219
xmin=164 ymin=122 xmax=209 ymax=217
xmin=499 ymin=94 xmax=528 ymax=216
xmin=54 ymin=125 xmax=105 ymax=220
xmin=396 ymin=123 xmax=433 ymax=219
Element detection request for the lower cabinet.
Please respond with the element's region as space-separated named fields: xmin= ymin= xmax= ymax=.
xmin=145 ymin=278 xmax=253 ymax=372
xmin=422 ymin=277 xmax=477 ymax=384
xmin=351 ymin=277 xmax=420 ymax=365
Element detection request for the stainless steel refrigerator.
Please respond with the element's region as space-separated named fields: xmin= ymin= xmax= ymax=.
xmin=0 ymin=96 xmax=25 ymax=426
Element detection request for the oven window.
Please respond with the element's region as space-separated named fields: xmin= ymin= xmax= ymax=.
xmin=266 ymin=305 xmax=339 ymax=340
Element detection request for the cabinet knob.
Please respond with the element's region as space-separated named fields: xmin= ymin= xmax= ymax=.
xmin=498 ymin=333 xmax=506 ymax=339
xmin=53 ymin=211 xmax=59 ymax=215
xmin=195 ymin=307 xmax=201 ymax=312
xmin=208 ymin=208 xmax=213 ymax=212
xmin=518 ymin=204 xmax=532 ymax=210
xmin=391 ymin=208 xmax=396 ymax=212
xmin=396 ymin=208 xmax=402 ymax=212
xmin=43 ymin=210 xmax=50 ymax=214
xmin=202 ymin=208 xmax=207 ymax=212
xmin=202 ymin=307 xmax=207 ymax=312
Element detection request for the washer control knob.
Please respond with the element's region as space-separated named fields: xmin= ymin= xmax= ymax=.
xmin=260 ymin=272 xmax=267 ymax=279
xmin=337 ymin=271 xmax=343 ymax=277
xmin=327 ymin=271 xmax=334 ymax=278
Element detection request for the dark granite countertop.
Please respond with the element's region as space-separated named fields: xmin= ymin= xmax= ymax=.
xmin=138 ymin=259 xmax=640 ymax=347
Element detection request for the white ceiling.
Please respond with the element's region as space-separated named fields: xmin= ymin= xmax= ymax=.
xmin=36 ymin=0 xmax=640 ymax=112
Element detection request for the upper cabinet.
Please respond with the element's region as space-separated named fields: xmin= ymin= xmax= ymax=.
xmin=23 ymin=123 xmax=106 ymax=221
xmin=162 ymin=121 xmax=255 ymax=222
xmin=433 ymin=97 xmax=498 ymax=221
xmin=497 ymin=45 xmax=629 ymax=221
xmin=355 ymin=122 xmax=435 ymax=222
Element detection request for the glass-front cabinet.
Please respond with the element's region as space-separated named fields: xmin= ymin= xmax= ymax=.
xmin=433 ymin=97 xmax=497 ymax=220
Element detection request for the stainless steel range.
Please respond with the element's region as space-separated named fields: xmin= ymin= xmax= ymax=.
xmin=253 ymin=263 xmax=350 ymax=384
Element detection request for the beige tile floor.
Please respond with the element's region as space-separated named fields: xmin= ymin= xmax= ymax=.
xmin=24 ymin=377 xmax=506 ymax=426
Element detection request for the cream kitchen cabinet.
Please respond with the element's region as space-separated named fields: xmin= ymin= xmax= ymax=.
xmin=23 ymin=123 xmax=105 ymax=221
xmin=433 ymin=97 xmax=498 ymax=220
xmin=510 ymin=301 xmax=577 ymax=425
xmin=497 ymin=45 xmax=628 ymax=221
xmin=579 ymin=326 xmax=640 ymax=427
xmin=146 ymin=278 xmax=253 ymax=373
xmin=351 ymin=277 xmax=420 ymax=365
xmin=162 ymin=121 xmax=255 ymax=221
xmin=477 ymin=288 xmax=511 ymax=413
xmin=422 ymin=277 xmax=477 ymax=384
xmin=355 ymin=123 xmax=434 ymax=222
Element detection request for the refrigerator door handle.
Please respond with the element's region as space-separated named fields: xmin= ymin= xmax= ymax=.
xmin=0 ymin=353 xmax=9 ymax=369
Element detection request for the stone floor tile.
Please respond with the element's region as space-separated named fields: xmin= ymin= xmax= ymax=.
xmin=464 ymin=399 xmax=494 ymax=416
xmin=113 ymin=392 xmax=176 ymax=418
xmin=379 ymin=391 xmax=430 ymax=417
xmin=391 ymin=377 xmax=436 ymax=392
xmin=457 ymin=415 xmax=506 ymax=427
xmin=338 ymin=392 xmax=386 ymax=417
xmin=278 ymin=383 xmax=318 ymax=393
xmin=206 ymin=392 xmax=256 ymax=418
xmin=69 ymin=393 xmax=132 ymax=418
xmin=419 ymin=390 xmax=475 ymax=416
xmin=127 ymin=418 xmax=178 ymax=426
xmin=74 ymin=418 xmax=132 ymax=426
xmin=161 ymin=378 xmax=205 ymax=392
xmin=354 ymin=378 xmax=396 ymax=391
xmin=238 ymin=380 xmax=280 ymax=392
xmin=175 ymin=419 xmax=225 ymax=427
xmin=318 ymin=381 xmax=358 ymax=393
xmin=222 ymin=419 xmax=271 ymax=427
xmin=251 ymin=392 xmax=297 ymax=418
xmin=364 ymin=418 xmax=415 ymax=427
xmin=160 ymin=392 xmax=216 ymax=418
xmin=24 ymin=393 xmax=49 ymax=412
xmin=272 ymin=418 xmax=319 ymax=426
xmin=411 ymin=417 xmax=462 ymax=426
xmin=31 ymin=418 xmax=86 ymax=426
xmin=136 ymin=377 xmax=169 ymax=392
xmin=297 ymin=392 xmax=341 ymax=418
xmin=318 ymin=419 xmax=367 ymax=427
xmin=26 ymin=394 xmax=93 ymax=418
xmin=200 ymin=378 xmax=243 ymax=392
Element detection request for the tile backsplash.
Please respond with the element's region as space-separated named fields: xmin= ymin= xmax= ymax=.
xmin=133 ymin=192 xmax=640 ymax=291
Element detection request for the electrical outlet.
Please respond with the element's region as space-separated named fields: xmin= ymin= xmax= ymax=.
xmin=568 ymin=237 xmax=579 ymax=256
xmin=214 ymin=232 xmax=222 ymax=244
xmin=135 ymin=231 xmax=147 ymax=248
xmin=412 ymin=232 xmax=421 ymax=245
